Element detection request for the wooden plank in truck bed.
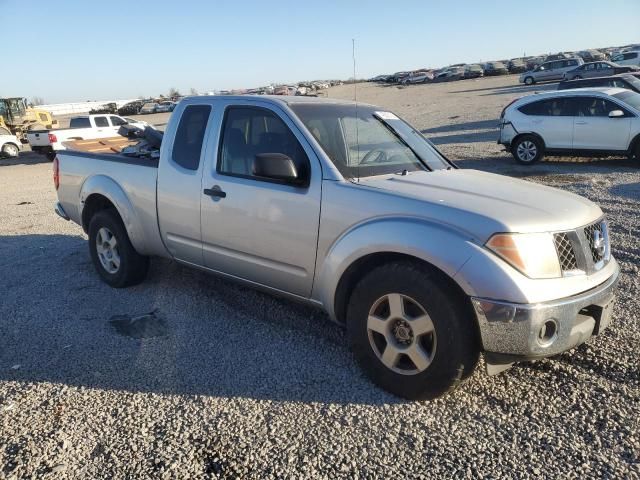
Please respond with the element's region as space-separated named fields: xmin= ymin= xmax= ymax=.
xmin=62 ymin=137 xmax=138 ymax=154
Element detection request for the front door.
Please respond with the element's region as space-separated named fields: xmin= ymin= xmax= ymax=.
xmin=200 ymin=102 xmax=322 ymax=297
xmin=573 ymin=97 xmax=632 ymax=150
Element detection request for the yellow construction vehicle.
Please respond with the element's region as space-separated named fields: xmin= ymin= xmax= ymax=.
xmin=0 ymin=97 xmax=58 ymax=141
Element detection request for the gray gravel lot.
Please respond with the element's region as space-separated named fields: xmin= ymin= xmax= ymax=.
xmin=1 ymin=75 xmax=638 ymax=479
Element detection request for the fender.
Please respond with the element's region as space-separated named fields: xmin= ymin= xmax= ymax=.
xmin=79 ymin=174 xmax=147 ymax=255
xmin=313 ymin=216 xmax=478 ymax=321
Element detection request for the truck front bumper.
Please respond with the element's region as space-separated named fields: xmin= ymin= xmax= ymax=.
xmin=471 ymin=265 xmax=620 ymax=364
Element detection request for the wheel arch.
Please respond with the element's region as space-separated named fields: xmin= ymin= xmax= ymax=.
xmin=313 ymin=217 xmax=479 ymax=325
xmin=80 ymin=175 xmax=146 ymax=254
xmin=628 ymin=133 xmax=640 ymax=157
xmin=333 ymin=252 xmax=476 ymax=329
xmin=511 ymin=131 xmax=546 ymax=150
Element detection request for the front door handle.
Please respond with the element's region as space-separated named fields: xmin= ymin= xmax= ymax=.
xmin=204 ymin=185 xmax=227 ymax=198
xmin=575 ymin=121 xmax=588 ymax=125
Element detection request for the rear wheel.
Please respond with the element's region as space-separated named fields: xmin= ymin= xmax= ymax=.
xmin=346 ymin=261 xmax=479 ymax=400
xmin=524 ymin=76 xmax=534 ymax=85
xmin=88 ymin=209 xmax=149 ymax=288
xmin=512 ymin=134 xmax=544 ymax=165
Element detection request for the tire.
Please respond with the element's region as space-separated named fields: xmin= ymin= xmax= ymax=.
xmin=511 ymin=134 xmax=544 ymax=165
xmin=573 ymin=75 xmax=582 ymax=80
xmin=88 ymin=209 xmax=149 ymax=288
xmin=346 ymin=261 xmax=479 ymax=400
xmin=524 ymin=76 xmax=534 ymax=85
xmin=631 ymin=141 xmax=640 ymax=161
xmin=1 ymin=143 xmax=19 ymax=158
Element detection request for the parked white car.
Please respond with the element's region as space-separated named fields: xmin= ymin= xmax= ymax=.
xmin=611 ymin=51 xmax=640 ymax=67
xmin=498 ymin=88 xmax=640 ymax=164
xmin=27 ymin=114 xmax=150 ymax=158
xmin=0 ymin=132 xmax=21 ymax=158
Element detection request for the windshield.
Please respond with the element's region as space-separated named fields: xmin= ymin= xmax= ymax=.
xmin=290 ymin=103 xmax=451 ymax=178
xmin=613 ymin=90 xmax=640 ymax=110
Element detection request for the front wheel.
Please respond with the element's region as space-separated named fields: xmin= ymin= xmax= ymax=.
xmin=346 ymin=261 xmax=479 ymax=400
xmin=524 ymin=76 xmax=534 ymax=85
xmin=512 ymin=134 xmax=544 ymax=164
xmin=1 ymin=143 xmax=19 ymax=158
xmin=88 ymin=209 xmax=149 ymax=288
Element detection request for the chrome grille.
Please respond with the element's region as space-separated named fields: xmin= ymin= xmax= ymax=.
xmin=554 ymin=233 xmax=578 ymax=271
xmin=583 ymin=221 xmax=605 ymax=264
xmin=553 ymin=219 xmax=609 ymax=276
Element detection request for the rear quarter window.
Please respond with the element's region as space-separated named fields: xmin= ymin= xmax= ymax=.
xmin=171 ymin=105 xmax=211 ymax=170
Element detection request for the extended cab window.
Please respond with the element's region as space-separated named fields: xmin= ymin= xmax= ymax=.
xmin=218 ymin=106 xmax=309 ymax=182
xmin=110 ymin=116 xmax=127 ymax=126
xmin=94 ymin=116 xmax=109 ymax=127
xmin=172 ymin=105 xmax=211 ymax=170
xmin=70 ymin=117 xmax=91 ymax=128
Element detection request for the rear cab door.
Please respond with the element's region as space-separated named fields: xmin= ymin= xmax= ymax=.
xmin=517 ymin=97 xmax=576 ymax=148
xmin=157 ymin=102 xmax=215 ymax=265
xmin=199 ymin=98 xmax=323 ymax=297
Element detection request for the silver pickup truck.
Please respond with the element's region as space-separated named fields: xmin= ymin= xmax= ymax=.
xmin=53 ymin=96 xmax=619 ymax=400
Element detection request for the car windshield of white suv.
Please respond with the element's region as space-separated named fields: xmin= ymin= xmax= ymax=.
xmin=613 ymin=90 xmax=640 ymax=110
xmin=290 ymin=103 xmax=451 ymax=178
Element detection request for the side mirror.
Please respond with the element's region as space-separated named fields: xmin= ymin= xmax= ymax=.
xmin=608 ymin=109 xmax=625 ymax=118
xmin=252 ymin=153 xmax=304 ymax=185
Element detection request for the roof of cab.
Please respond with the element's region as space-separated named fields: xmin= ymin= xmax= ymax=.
xmin=181 ymin=94 xmax=371 ymax=108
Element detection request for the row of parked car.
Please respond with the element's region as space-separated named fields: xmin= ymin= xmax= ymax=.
xmin=370 ymin=45 xmax=640 ymax=86
xmin=519 ymin=57 xmax=639 ymax=85
xmin=116 ymin=99 xmax=179 ymax=116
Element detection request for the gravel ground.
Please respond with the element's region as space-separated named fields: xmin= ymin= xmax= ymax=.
xmin=1 ymin=75 xmax=639 ymax=479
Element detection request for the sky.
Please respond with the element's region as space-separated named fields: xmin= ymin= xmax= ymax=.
xmin=2 ymin=0 xmax=639 ymax=104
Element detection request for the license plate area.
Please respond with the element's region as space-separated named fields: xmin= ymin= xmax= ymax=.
xmin=581 ymin=296 xmax=615 ymax=335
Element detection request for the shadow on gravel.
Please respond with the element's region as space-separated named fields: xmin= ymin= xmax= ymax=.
xmin=0 ymin=234 xmax=401 ymax=405
xmin=0 ymin=152 xmax=50 ymax=168
xmin=609 ymin=182 xmax=640 ymax=201
xmin=519 ymin=345 xmax=639 ymax=387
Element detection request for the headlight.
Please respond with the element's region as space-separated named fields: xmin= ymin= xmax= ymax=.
xmin=486 ymin=233 xmax=561 ymax=279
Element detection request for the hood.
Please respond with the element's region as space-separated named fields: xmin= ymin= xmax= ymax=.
xmin=357 ymin=169 xmax=602 ymax=238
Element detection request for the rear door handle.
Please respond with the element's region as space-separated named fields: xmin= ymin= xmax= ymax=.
xmin=575 ymin=121 xmax=588 ymax=125
xmin=204 ymin=186 xmax=227 ymax=198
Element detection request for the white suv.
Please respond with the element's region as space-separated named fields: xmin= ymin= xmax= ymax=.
xmin=498 ymin=88 xmax=640 ymax=164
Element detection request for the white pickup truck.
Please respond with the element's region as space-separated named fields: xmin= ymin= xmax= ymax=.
xmin=27 ymin=114 xmax=150 ymax=159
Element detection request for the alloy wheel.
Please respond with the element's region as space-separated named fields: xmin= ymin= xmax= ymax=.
xmin=517 ymin=140 xmax=537 ymax=162
xmin=367 ymin=293 xmax=437 ymax=375
xmin=96 ymin=227 xmax=120 ymax=274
